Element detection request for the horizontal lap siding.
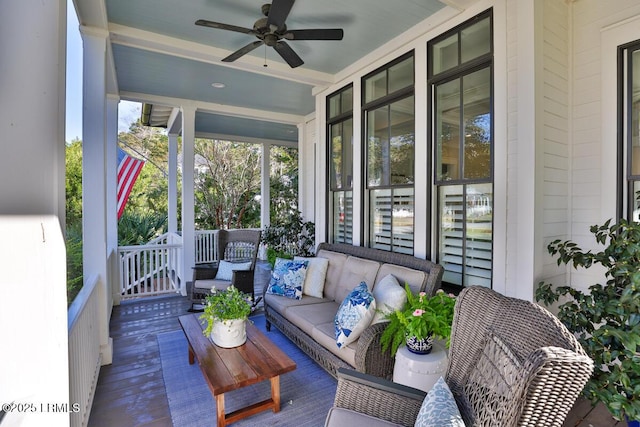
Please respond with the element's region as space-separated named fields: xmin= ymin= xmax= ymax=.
xmin=541 ymin=0 xmax=570 ymax=285
xmin=571 ymin=0 xmax=640 ymax=292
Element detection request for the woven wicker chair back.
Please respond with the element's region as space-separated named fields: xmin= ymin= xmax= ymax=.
xmin=216 ymin=229 xmax=261 ymax=269
xmin=445 ymin=286 xmax=593 ymax=427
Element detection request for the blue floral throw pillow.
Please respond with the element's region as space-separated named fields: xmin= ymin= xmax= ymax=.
xmin=266 ymin=258 xmax=308 ymax=300
xmin=334 ymin=282 xmax=376 ymax=348
xmin=414 ymin=377 xmax=465 ymax=427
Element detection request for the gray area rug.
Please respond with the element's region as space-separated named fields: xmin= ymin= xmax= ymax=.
xmin=157 ymin=315 xmax=337 ymax=426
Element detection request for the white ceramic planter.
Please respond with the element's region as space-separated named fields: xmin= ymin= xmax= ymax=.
xmin=210 ymin=318 xmax=247 ymax=348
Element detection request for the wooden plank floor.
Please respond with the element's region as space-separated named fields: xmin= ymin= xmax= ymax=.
xmin=87 ymin=264 xmax=621 ymax=427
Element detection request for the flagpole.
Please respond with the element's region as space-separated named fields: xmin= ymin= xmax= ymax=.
xmin=118 ymin=140 xmax=168 ymax=178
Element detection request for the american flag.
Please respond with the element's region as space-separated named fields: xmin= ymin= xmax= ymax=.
xmin=117 ymin=147 xmax=145 ymax=219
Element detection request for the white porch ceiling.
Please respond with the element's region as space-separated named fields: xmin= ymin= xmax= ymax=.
xmin=75 ymin=0 xmax=471 ymax=143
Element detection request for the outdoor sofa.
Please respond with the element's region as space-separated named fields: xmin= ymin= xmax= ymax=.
xmin=263 ymin=242 xmax=444 ymax=379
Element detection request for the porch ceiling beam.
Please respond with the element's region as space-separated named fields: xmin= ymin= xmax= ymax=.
xmin=167 ymin=107 xmax=182 ymax=135
xmin=108 ymin=23 xmax=335 ymax=87
xmin=120 ymin=91 xmax=305 ymax=126
xmin=73 ymin=0 xmax=109 ymax=29
xmin=195 ymin=131 xmax=297 ymax=148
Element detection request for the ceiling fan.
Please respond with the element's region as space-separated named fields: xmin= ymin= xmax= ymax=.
xmin=195 ymin=0 xmax=344 ymax=68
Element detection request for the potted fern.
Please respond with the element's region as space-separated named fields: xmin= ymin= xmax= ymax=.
xmin=536 ymin=219 xmax=640 ymax=425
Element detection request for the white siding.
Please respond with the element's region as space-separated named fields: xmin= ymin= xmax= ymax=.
xmin=541 ymin=0 xmax=570 ymax=289
xmin=568 ymin=0 xmax=640 ymax=291
xmin=504 ymin=0 xmax=520 ymax=296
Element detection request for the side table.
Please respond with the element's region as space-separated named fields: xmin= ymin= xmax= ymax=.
xmin=392 ymin=341 xmax=448 ymax=392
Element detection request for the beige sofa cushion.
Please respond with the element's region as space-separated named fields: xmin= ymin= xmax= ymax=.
xmin=329 ymin=256 xmax=380 ymax=303
xmin=374 ymin=263 xmax=427 ymax=295
xmin=264 ymin=293 xmax=331 ymax=317
xmin=285 ymin=302 xmax=340 ymax=336
xmin=316 ymin=249 xmax=348 ymax=299
xmin=312 ymin=322 xmax=357 ymax=367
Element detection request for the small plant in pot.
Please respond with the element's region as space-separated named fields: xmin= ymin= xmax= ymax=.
xmin=536 ymin=219 xmax=640 ymax=424
xmin=381 ymin=286 xmax=455 ymax=356
xmin=200 ymin=285 xmax=252 ymax=348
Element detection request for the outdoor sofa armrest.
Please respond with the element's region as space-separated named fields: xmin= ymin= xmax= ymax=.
xmin=355 ymin=322 xmax=395 ymax=380
xmin=333 ymin=368 xmax=425 ymax=427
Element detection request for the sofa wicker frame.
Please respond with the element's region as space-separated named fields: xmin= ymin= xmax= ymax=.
xmin=263 ymin=242 xmax=444 ymax=379
xmin=329 ymin=286 xmax=594 ymax=427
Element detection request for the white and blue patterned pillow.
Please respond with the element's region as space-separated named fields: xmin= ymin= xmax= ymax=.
xmin=334 ymin=282 xmax=376 ymax=348
xmin=266 ymin=258 xmax=308 ymax=300
xmin=414 ymin=377 xmax=465 ymax=427
xmin=214 ymin=260 xmax=252 ymax=281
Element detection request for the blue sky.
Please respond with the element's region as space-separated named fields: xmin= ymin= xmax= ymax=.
xmin=66 ymin=2 xmax=141 ymax=142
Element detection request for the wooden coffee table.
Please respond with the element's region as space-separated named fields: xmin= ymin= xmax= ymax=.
xmin=178 ymin=314 xmax=296 ymax=427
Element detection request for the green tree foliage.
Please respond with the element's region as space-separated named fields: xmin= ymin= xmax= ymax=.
xmin=194 ymin=139 xmax=261 ymax=230
xmin=117 ymin=211 xmax=168 ymax=246
xmin=66 ymin=139 xmax=83 ymax=225
xmin=65 ymin=223 xmax=83 ymax=304
xmin=270 ymin=145 xmax=299 ymax=224
xmin=65 ymin=139 xmax=84 ymax=304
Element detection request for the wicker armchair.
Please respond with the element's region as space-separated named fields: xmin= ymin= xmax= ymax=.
xmin=189 ymin=229 xmax=261 ymax=311
xmin=326 ymin=286 xmax=594 ymax=427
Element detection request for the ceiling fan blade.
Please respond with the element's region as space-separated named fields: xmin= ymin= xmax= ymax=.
xmin=222 ymin=41 xmax=264 ymax=62
xmin=274 ymin=41 xmax=303 ymax=68
xmin=284 ymin=29 xmax=344 ymax=41
xmin=267 ymin=0 xmax=295 ymax=30
xmin=195 ymin=19 xmax=254 ymax=35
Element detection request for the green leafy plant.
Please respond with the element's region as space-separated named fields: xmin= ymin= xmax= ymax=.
xmin=262 ymin=210 xmax=315 ymax=267
xmin=535 ymin=219 xmax=640 ymax=422
xmin=381 ymin=286 xmax=456 ymax=357
xmin=199 ymin=285 xmax=252 ymax=336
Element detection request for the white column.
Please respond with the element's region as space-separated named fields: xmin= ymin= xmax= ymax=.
xmin=261 ymin=143 xmax=271 ymax=228
xmin=350 ymin=81 xmax=363 ymax=246
xmin=298 ymin=119 xmax=316 ymax=223
xmin=106 ymin=95 xmax=119 ymax=306
xmin=314 ymin=94 xmax=328 ymax=243
xmin=413 ymin=46 xmax=428 ymax=259
xmin=0 ymin=1 xmax=66 ymax=221
xmin=168 ymin=133 xmax=179 ymax=233
xmin=81 ymin=26 xmax=113 ymax=363
xmin=0 ymin=2 xmax=69 ymax=425
xmin=181 ymin=106 xmax=196 ymax=296
xmin=513 ymin=0 xmax=542 ymax=301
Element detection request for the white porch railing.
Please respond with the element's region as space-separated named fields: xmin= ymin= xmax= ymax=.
xmin=118 ymin=232 xmax=183 ymax=299
xmin=68 ymin=275 xmax=102 ymax=427
xmin=195 ymin=229 xmax=218 ymax=264
xmin=117 ymin=230 xmax=221 ymax=299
